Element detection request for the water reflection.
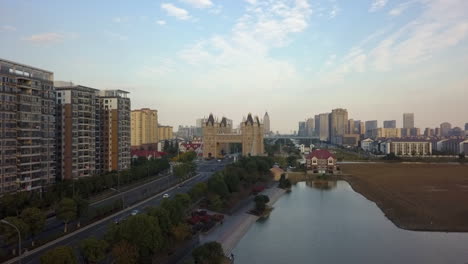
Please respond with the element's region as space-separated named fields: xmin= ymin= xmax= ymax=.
xmin=305 ymin=179 xmax=337 ymax=190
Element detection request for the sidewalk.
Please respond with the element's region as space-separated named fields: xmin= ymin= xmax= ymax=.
xmin=200 ymin=187 xmax=286 ymax=255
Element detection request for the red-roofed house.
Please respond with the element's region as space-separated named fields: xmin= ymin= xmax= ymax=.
xmin=306 ymin=150 xmax=338 ymax=174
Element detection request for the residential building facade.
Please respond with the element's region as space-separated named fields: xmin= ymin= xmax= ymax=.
xmin=131 ymin=108 xmax=158 ymax=147
xmin=99 ymin=90 xmax=131 ymax=172
xmin=383 ymin=120 xmax=396 ymax=128
xmin=329 ymin=108 xmax=348 ymax=144
xmin=403 ymin=113 xmax=414 ymax=129
xmin=382 ymin=139 xmax=432 ymax=156
xmin=440 ymin=122 xmax=452 ymax=137
xmin=158 ymin=125 xmax=173 ymax=141
xmin=305 ymin=149 xmax=338 ymax=174
xmin=0 ymin=59 xmax=55 ymax=194
xmin=56 ymin=85 xmax=99 ymax=180
xmin=318 ymin=113 xmax=330 ymax=142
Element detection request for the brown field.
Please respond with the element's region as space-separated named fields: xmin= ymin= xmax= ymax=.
xmin=341 ymin=163 xmax=468 ymax=232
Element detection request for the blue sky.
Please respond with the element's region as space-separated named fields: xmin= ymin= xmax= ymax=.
xmin=1 ymin=0 xmax=467 ymax=132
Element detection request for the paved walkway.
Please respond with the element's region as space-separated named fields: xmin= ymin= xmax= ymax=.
xmin=200 ymin=187 xmax=286 ymax=256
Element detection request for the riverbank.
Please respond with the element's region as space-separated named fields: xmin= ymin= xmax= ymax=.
xmin=200 ymin=187 xmax=286 ymax=255
xmin=341 ymin=163 xmax=468 ymax=232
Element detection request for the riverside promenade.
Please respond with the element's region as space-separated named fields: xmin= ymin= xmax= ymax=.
xmin=200 ymin=187 xmax=286 ymax=255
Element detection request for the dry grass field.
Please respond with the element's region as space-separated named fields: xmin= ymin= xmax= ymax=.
xmin=341 ymin=163 xmax=468 ymax=231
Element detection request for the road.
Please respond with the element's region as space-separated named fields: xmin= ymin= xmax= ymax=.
xmin=4 ymin=159 xmax=230 ymax=264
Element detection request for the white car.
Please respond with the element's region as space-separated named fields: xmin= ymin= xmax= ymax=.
xmin=131 ymin=209 xmax=140 ymax=216
xmin=163 ymin=193 xmax=170 ymax=198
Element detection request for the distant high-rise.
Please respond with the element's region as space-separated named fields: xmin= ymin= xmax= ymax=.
xmin=329 ymin=108 xmax=348 ymax=144
xmin=56 ymin=85 xmax=99 ymax=180
xmin=465 ymin=123 xmax=468 ymax=131
xmin=263 ymin=112 xmax=270 ymax=135
xmin=365 ymin=120 xmax=378 ymax=137
xmin=99 ymin=90 xmax=131 ymax=172
xmin=0 ymin=59 xmax=56 ymax=194
xmin=348 ymin=119 xmax=355 ymax=135
xmin=384 ymin=120 xmax=396 ymax=128
xmin=403 ymin=113 xmax=415 ymax=129
xmin=424 ymin=128 xmax=434 ymax=137
xmin=158 ymin=125 xmax=174 ymax=141
xmin=440 ymin=122 xmax=452 ymax=137
xmin=314 ymin=115 xmax=320 ymax=136
xmin=298 ymin=121 xmax=307 ymax=136
xmin=306 ymin=118 xmax=315 ymax=137
xmin=318 ymin=113 xmax=330 ymax=141
xmin=131 ymin=108 xmax=158 ymax=147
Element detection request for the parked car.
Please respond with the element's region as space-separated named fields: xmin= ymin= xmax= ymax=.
xmin=163 ymin=193 xmax=170 ymax=198
xmin=131 ymin=209 xmax=140 ymax=216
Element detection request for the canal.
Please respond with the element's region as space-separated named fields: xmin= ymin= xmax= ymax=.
xmin=233 ymin=181 xmax=468 ymax=264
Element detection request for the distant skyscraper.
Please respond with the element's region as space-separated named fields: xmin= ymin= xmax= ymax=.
xmin=348 ymin=119 xmax=355 ymax=134
xmin=440 ymin=122 xmax=452 ymax=137
xmin=384 ymin=120 xmax=396 ymax=128
xmin=329 ymin=108 xmax=348 ymax=144
xmin=263 ymin=112 xmax=270 ymax=135
xmin=435 ymin=127 xmax=442 ymax=137
xmin=365 ymin=120 xmax=378 ymax=136
xmin=424 ymin=128 xmax=434 ymax=137
xmin=318 ymin=113 xmax=330 ymax=141
xmin=298 ymin=121 xmax=307 ymax=136
xmin=465 ymin=123 xmax=468 ymax=131
xmin=306 ymin=118 xmax=315 ymax=137
xmin=403 ymin=113 xmax=415 ymax=129
xmin=314 ymin=115 xmax=320 ymax=136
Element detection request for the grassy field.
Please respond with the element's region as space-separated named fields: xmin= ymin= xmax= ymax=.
xmin=341 ymin=163 xmax=468 ymax=232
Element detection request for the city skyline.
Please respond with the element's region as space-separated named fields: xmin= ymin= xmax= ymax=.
xmin=1 ymin=0 xmax=468 ymax=132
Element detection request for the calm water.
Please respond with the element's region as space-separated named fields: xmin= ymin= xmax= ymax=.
xmin=233 ymin=181 xmax=468 ymax=264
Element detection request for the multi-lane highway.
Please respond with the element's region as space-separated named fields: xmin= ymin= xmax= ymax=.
xmin=4 ymin=159 xmax=229 ymax=264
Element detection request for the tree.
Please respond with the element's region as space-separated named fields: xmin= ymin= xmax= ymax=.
xmin=147 ymin=207 xmax=172 ymax=235
xmin=171 ymin=223 xmax=192 ymax=242
xmin=56 ymin=198 xmax=77 ymax=233
xmin=0 ymin=217 xmax=29 ymax=255
xmin=73 ymin=196 xmax=89 ymax=228
xmin=188 ymin=182 xmax=208 ymax=200
xmin=224 ymin=170 xmax=240 ymax=193
xmin=79 ymin=237 xmax=109 ymax=264
xmin=192 ymin=242 xmax=224 ymax=264
xmin=107 ymin=214 xmax=164 ymax=261
xmin=254 ymin=195 xmax=270 ymax=212
xmin=207 ymin=194 xmax=223 ymax=212
xmin=112 ymin=240 xmax=139 ymax=264
xmin=207 ymin=174 xmax=229 ymax=199
xmin=20 ymin=207 xmax=45 ymax=246
xmin=40 ymin=246 xmax=77 ymax=264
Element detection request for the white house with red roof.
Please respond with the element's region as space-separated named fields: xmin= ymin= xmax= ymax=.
xmin=306 ymin=149 xmax=338 ymax=174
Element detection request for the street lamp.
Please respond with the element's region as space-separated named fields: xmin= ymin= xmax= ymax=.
xmin=1 ymin=219 xmax=21 ymax=264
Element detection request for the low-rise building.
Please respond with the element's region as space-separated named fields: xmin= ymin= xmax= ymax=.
xmin=436 ymin=139 xmax=465 ymax=154
xmin=306 ymin=150 xmax=338 ymax=174
xmin=381 ymin=139 xmax=432 ymax=156
xmin=361 ymin=138 xmax=374 ymax=152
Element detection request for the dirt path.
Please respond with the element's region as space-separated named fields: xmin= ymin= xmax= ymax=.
xmin=341 ymin=163 xmax=468 ymax=232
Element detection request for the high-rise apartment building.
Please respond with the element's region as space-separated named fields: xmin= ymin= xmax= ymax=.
xmin=263 ymin=112 xmax=270 ymax=135
xmin=131 ymin=108 xmax=158 ymax=147
xmin=56 ymin=85 xmax=99 ymax=180
xmin=314 ymin=115 xmax=320 ymax=136
xmin=99 ymin=90 xmax=131 ymax=172
xmin=318 ymin=113 xmax=330 ymax=142
xmin=403 ymin=113 xmax=414 ymax=129
xmin=354 ymin=120 xmax=365 ymax=135
xmin=424 ymin=128 xmax=434 ymax=137
xmin=465 ymin=123 xmax=468 ymax=131
xmin=329 ymin=108 xmax=348 ymax=144
xmin=440 ymin=122 xmax=452 ymax=137
xmin=158 ymin=125 xmax=173 ymax=141
xmin=0 ymin=59 xmax=55 ymax=194
xmin=384 ymin=120 xmax=396 ymax=128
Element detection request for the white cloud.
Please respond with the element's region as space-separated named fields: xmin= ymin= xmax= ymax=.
xmin=389 ymin=1 xmax=414 ymax=16
xmin=369 ymin=0 xmax=388 ymax=12
xmin=23 ymin=32 xmax=64 ymax=43
xmin=106 ymin=32 xmax=128 ymax=41
xmin=1 ymin=25 xmax=16 ymax=32
xmin=180 ymin=0 xmax=213 ymax=9
xmin=329 ymin=4 xmax=340 ymax=18
xmin=244 ymin=0 xmax=257 ymax=5
xmin=323 ymin=0 xmax=468 ymax=83
xmin=161 ymin=3 xmax=191 ymax=20
xmin=156 ymin=20 xmax=167 ymax=25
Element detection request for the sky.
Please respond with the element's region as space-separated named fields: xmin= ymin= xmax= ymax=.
xmin=1 ymin=0 xmax=467 ymax=133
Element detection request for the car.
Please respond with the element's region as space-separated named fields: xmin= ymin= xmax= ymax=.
xmin=131 ymin=209 xmax=140 ymax=216
xmin=114 ymin=217 xmax=125 ymax=224
xmin=163 ymin=193 xmax=170 ymax=198
xmin=217 ymin=159 xmax=221 ymax=162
